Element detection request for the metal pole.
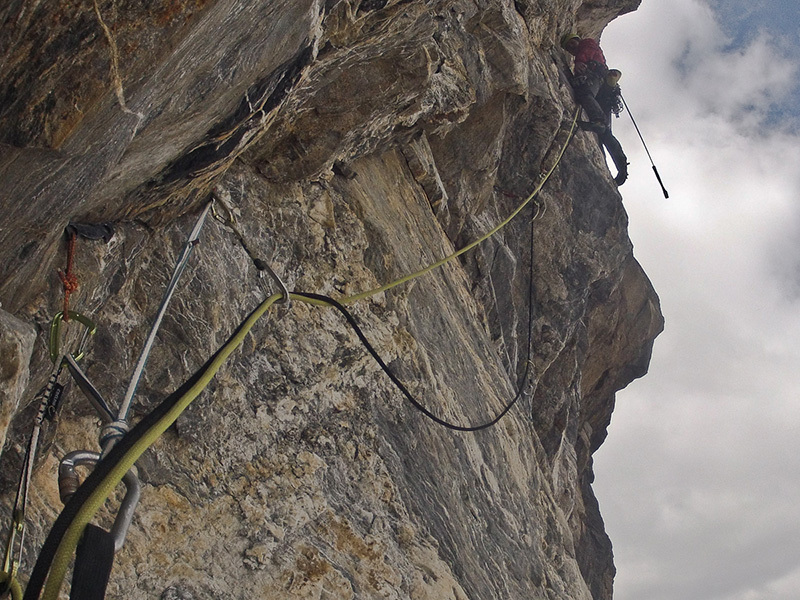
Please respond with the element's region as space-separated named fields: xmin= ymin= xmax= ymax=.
xmin=621 ymin=93 xmax=669 ymax=199
xmin=117 ymin=202 xmax=212 ymax=424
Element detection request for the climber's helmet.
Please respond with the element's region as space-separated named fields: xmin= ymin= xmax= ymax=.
xmin=561 ymin=33 xmax=581 ymax=53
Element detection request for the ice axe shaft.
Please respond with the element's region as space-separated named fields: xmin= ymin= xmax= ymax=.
xmin=621 ymin=94 xmax=669 ymax=198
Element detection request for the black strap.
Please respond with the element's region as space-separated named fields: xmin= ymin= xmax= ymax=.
xmin=70 ymin=525 xmax=115 ymax=600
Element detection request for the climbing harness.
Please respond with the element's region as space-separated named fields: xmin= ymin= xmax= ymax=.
xmin=620 ymin=93 xmax=669 ymax=198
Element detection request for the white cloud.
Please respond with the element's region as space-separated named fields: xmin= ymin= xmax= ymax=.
xmin=682 ymin=34 xmax=797 ymax=126
xmin=592 ymin=1 xmax=800 ymax=600
xmin=603 ymin=0 xmax=798 ymax=130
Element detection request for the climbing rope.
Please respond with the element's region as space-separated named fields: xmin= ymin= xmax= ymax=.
xmin=1 ymin=312 xmax=95 ymax=600
xmin=0 ymin=572 xmax=21 ymax=600
xmin=292 ymin=199 xmax=540 ymax=431
xmin=342 ymin=107 xmax=579 ymax=305
xmin=57 ymin=231 xmax=79 ymax=322
xmin=22 ymin=107 xmax=579 ymax=600
xmin=22 ymin=291 xmax=285 ymax=600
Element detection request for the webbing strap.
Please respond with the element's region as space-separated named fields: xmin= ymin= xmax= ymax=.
xmin=70 ymin=525 xmax=114 ymax=600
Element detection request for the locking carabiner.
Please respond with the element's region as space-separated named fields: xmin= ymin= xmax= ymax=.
xmin=58 ymin=451 xmax=141 ymax=552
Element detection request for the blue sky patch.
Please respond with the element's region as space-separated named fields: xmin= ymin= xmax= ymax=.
xmin=707 ymin=0 xmax=800 ymax=128
xmin=708 ymin=0 xmax=800 ymax=51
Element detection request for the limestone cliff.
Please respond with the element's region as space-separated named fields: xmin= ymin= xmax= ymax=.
xmin=0 ymin=0 xmax=662 ymax=598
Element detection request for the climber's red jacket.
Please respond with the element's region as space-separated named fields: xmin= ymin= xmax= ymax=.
xmin=573 ymin=38 xmax=607 ymax=72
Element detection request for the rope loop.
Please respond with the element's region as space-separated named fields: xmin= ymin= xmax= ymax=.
xmin=57 ymin=231 xmax=78 ymax=321
xmin=99 ymin=421 xmax=131 ymax=453
xmin=22 ymin=106 xmax=581 ymax=600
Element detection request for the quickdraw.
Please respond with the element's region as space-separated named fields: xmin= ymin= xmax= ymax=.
xmin=211 ymin=194 xmax=290 ymax=304
xmin=1 ymin=312 xmax=96 ymax=600
xmin=3 ymin=205 xmax=213 ymax=600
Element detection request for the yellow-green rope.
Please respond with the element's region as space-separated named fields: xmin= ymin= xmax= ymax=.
xmin=27 ymin=107 xmax=579 ymax=600
xmin=342 ymin=107 xmax=579 ymax=304
xmin=1 ymin=570 xmax=23 ymax=600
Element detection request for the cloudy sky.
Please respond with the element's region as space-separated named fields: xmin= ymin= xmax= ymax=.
xmin=592 ymin=1 xmax=800 ymax=599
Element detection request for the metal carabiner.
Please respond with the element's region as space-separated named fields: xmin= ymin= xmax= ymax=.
xmin=48 ymin=311 xmax=97 ymax=364
xmin=1 ymin=312 xmax=97 ymax=590
xmin=58 ymin=451 xmax=141 ymax=552
xmin=211 ymin=194 xmax=291 ymax=305
xmin=254 ymin=258 xmax=291 ymax=306
xmin=1 ymin=507 xmax=24 ymax=598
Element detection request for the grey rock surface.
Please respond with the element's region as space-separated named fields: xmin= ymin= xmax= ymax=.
xmin=0 ymin=309 xmax=36 ymax=452
xmin=0 ymin=0 xmax=659 ymax=598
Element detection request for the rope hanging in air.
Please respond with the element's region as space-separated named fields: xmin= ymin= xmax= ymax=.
xmin=22 ymin=108 xmax=579 ymax=600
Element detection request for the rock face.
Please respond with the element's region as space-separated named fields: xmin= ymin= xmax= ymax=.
xmin=0 ymin=0 xmax=660 ymax=599
xmin=0 ymin=310 xmax=36 ymax=452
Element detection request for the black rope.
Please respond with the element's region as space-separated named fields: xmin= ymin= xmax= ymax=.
xmin=22 ymin=303 xmax=263 ymax=600
xmin=23 ymin=211 xmax=539 ymax=599
xmin=293 ymin=211 xmax=537 ymax=432
xmin=620 ymin=93 xmax=669 ymax=199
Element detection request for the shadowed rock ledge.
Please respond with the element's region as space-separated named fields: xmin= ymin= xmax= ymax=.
xmin=0 ymin=0 xmax=659 ymax=598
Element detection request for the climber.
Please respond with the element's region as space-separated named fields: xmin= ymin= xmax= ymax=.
xmin=594 ymin=69 xmax=628 ymax=185
xmin=561 ymin=34 xmax=628 ymax=185
xmin=561 ymin=33 xmax=608 ymax=129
